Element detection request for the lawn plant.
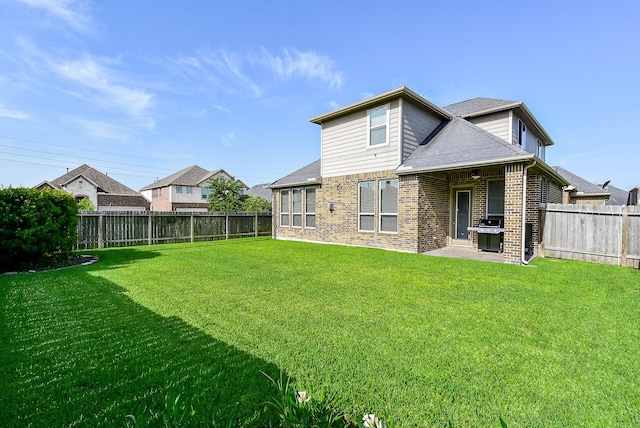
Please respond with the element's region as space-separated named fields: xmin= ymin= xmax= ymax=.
xmin=1 ymin=238 xmax=639 ymax=426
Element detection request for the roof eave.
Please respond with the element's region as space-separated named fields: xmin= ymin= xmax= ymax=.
xmin=267 ymin=178 xmax=322 ymax=189
xmin=396 ymin=154 xmax=536 ymax=175
xmin=309 ymin=87 xmax=452 ymax=124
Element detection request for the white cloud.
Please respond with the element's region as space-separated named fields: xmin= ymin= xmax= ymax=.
xmin=221 ymin=131 xmax=237 ymax=147
xmin=0 ymin=106 xmax=31 ymax=119
xmin=253 ymin=48 xmax=344 ymax=90
xmin=51 ymin=55 xmax=155 ymax=117
xmin=170 ymin=47 xmax=344 ymax=97
xmin=18 ymin=0 xmax=94 ymax=34
xmin=211 ymin=104 xmax=231 ymax=113
xmin=66 ymin=116 xmax=137 ymax=140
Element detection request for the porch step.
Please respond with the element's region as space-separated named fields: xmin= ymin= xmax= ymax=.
xmin=450 ymin=239 xmax=473 ymax=248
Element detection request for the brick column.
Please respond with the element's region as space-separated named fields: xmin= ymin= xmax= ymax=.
xmin=503 ymin=164 xmax=524 ymax=264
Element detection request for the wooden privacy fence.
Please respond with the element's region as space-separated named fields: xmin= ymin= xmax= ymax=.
xmin=76 ymin=211 xmax=272 ymax=250
xmin=540 ymin=203 xmax=640 ymax=268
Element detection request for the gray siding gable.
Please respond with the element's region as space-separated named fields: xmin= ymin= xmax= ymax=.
xmin=398 ymin=117 xmax=533 ymax=172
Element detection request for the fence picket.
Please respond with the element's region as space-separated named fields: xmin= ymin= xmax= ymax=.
xmin=540 ymin=204 xmax=640 ymax=268
xmin=76 ymin=211 xmax=272 ymax=250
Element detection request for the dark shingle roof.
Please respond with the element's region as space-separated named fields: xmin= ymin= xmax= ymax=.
xmin=270 ymin=160 xmax=321 ymax=188
xmin=442 ymin=97 xmax=520 ymax=117
xmin=397 ymin=117 xmax=533 ymax=173
xmin=139 ymin=165 xmax=238 ymax=190
xmin=246 ymin=183 xmax=273 ymax=201
xmin=46 ymin=164 xmax=140 ymax=195
xmin=604 ymin=185 xmax=629 ymax=206
xmin=552 ymin=166 xmax=609 ymax=195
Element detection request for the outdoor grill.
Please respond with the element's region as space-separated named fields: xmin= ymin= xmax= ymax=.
xmin=468 ymin=218 xmax=504 ymax=252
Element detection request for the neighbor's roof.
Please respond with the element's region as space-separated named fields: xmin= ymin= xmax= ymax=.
xmin=43 ymin=164 xmax=140 ymax=195
xmin=604 ymin=185 xmax=629 ymax=206
xmin=552 ymin=166 xmax=610 ymax=196
xmin=140 ymin=166 xmax=244 ymax=190
xmin=442 ymin=97 xmax=555 ymax=146
xmin=246 ymin=183 xmax=273 ymax=201
xmin=309 ymin=86 xmax=451 ymax=124
xmin=269 ymin=159 xmax=321 ymax=189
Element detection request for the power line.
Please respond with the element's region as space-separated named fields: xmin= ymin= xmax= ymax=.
xmin=0 ymin=144 xmax=176 ymax=174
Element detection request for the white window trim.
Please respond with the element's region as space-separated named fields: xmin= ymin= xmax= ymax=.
xmin=379 ymin=179 xmax=399 ymax=234
xmin=366 ymin=104 xmax=390 ymax=148
xmin=280 ymin=189 xmax=290 ymax=227
xmin=358 ymin=181 xmax=375 ymax=232
xmin=304 ymin=187 xmax=316 ymax=229
xmin=292 ymin=188 xmax=303 ymax=228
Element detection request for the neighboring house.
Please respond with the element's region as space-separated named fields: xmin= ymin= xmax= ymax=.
xmin=604 ymin=184 xmax=629 ymax=206
xmin=246 ymin=183 xmax=273 ymax=201
xmin=35 ymin=164 xmax=150 ymax=211
xmin=140 ymin=165 xmax=247 ymax=212
xmin=552 ymin=166 xmax=611 ymax=205
xmin=629 ymin=185 xmax=640 ymax=205
xmin=270 ymin=86 xmax=569 ymax=265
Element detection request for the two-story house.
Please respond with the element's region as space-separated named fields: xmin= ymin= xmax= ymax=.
xmin=36 ymin=164 xmax=150 ymax=211
xmin=140 ymin=165 xmax=247 ymax=212
xmin=270 ymin=87 xmax=568 ymax=264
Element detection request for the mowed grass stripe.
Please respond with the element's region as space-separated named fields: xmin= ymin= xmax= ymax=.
xmin=1 ymin=238 xmax=639 ymax=426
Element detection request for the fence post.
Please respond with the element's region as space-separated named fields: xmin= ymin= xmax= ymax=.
xmin=97 ymin=212 xmax=104 ymax=249
xmin=225 ymin=214 xmax=229 ymax=240
xmin=148 ymin=212 xmax=152 ymax=246
xmin=254 ymin=213 xmax=258 ymax=237
xmin=621 ymin=208 xmax=628 ymax=267
xmin=190 ymin=213 xmax=194 ymax=243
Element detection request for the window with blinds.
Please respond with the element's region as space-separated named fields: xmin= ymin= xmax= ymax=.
xmin=280 ymin=189 xmax=290 ymax=226
xmin=380 ymin=179 xmax=398 ymax=233
xmin=359 ymin=181 xmax=375 ymax=231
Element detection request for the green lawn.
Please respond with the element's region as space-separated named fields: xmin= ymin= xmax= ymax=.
xmin=1 ymin=238 xmax=639 ymax=426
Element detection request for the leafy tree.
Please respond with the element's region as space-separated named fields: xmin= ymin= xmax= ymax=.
xmin=206 ymin=176 xmax=248 ymax=212
xmin=77 ymin=197 xmax=95 ymax=211
xmin=243 ymin=195 xmax=272 ymax=212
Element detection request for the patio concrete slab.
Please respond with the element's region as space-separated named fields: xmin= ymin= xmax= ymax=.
xmin=424 ymin=246 xmax=504 ymax=263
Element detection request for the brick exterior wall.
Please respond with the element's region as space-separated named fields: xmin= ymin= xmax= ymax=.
xmin=503 ymin=164 xmax=525 ymax=264
xmin=416 ymin=173 xmax=450 ymax=252
xmin=274 ymin=170 xmax=417 ymax=252
xmin=273 ymin=163 xmax=558 ymax=265
xmin=151 ymin=186 xmax=172 ymax=211
xmin=97 ymin=194 xmax=150 ymax=210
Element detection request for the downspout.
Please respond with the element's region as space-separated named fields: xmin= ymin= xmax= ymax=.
xmin=521 ymin=160 xmax=537 ymax=265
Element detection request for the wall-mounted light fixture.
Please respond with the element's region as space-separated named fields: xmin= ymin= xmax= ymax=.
xmin=471 ymin=169 xmax=481 ymax=179
xmin=327 ymin=202 xmax=335 ymax=212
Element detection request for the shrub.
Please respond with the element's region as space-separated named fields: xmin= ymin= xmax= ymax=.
xmin=0 ymin=187 xmax=78 ymax=272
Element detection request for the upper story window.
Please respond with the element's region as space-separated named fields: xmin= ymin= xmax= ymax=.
xmin=176 ymin=185 xmax=182 ymax=193
xmin=187 ymin=186 xmax=193 ymax=194
xmin=517 ymin=119 xmax=526 ymax=147
xmin=201 ymin=188 xmax=209 ymax=200
xmin=368 ymin=105 xmax=389 ymax=147
xmin=537 ymin=138 xmax=545 ymax=160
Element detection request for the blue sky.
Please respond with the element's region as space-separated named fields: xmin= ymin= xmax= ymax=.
xmin=1 ymin=0 xmax=639 ymax=191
